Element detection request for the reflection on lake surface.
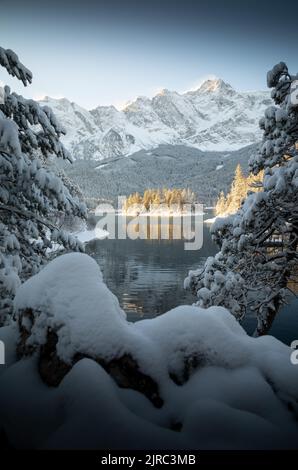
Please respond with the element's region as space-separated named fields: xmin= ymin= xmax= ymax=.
xmin=86 ymin=213 xmax=298 ymax=345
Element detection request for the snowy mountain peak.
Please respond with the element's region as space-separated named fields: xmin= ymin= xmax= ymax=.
xmin=42 ymin=96 xmax=72 ymax=106
xmin=195 ymin=78 xmax=234 ymax=94
xmin=135 ymin=95 xmax=151 ymax=103
xmin=156 ymin=88 xmax=174 ymax=96
xmin=91 ymin=104 xmax=118 ymax=112
xmin=122 ymin=95 xmax=151 ymax=110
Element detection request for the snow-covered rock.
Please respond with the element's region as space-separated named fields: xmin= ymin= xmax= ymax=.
xmin=39 ymin=79 xmax=271 ymax=160
xmin=0 ymin=253 xmax=297 ymax=449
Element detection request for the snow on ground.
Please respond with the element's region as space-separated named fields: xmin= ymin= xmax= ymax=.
xmin=45 ymin=227 xmax=109 ymax=253
xmin=204 ymin=217 xmax=217 ymax=224
xmin=74 ymin=227 xmax=109 ymax=243
xmin=204 ymin=213 xmax=232 ymax=224
xmin=0 ymin=253 xmax=298 ymax=449
xmin=94 ymin=162 xmax=109 ymax=170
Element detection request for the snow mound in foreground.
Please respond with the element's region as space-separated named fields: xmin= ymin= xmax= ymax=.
xmin=0 ymin=253 xmax=297 ymax=449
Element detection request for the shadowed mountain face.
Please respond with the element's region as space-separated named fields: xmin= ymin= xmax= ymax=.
xmin=40 ymin=79 xmax=271 ymax=160
xmin=58 ymin=143 xmax=258 ymax=206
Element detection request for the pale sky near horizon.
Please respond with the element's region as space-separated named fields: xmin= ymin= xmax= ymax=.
xmin=1 ymin=0 xmax=297 ymax=110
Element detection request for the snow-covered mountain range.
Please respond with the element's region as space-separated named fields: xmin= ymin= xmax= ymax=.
xmin=40 ymin=79 xmax=271 ymax=160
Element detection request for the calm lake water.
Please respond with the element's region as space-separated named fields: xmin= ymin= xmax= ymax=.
xmin=86 ymin=212 xmax=298 ymax=345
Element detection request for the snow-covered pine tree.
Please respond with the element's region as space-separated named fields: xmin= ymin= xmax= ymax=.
xmin=214 ymin=166 xmax=263 ymax=217
xmin=186 ymin=62 xmax=298 ymax=336
xmin=0 ymin=47 xmax=86 ymax=324
xmin=228 ymin=164 xmax=246 ymax=213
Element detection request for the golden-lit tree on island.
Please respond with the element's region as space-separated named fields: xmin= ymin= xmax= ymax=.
xmin=215 ymin=164 xmax=263 ymax=216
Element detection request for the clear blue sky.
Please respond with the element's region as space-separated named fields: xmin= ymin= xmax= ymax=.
xmin=1 ymin=0 xmax=297 ymax=109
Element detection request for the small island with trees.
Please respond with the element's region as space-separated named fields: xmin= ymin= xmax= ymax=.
xmin=122 ymin=188 xmax=197 ymax=215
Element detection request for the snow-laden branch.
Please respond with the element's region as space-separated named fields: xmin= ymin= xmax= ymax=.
xmin=0 ymin=203 xmax=57 ymax=230
xmin=0 ymin=47 xmax=32 ymax=86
